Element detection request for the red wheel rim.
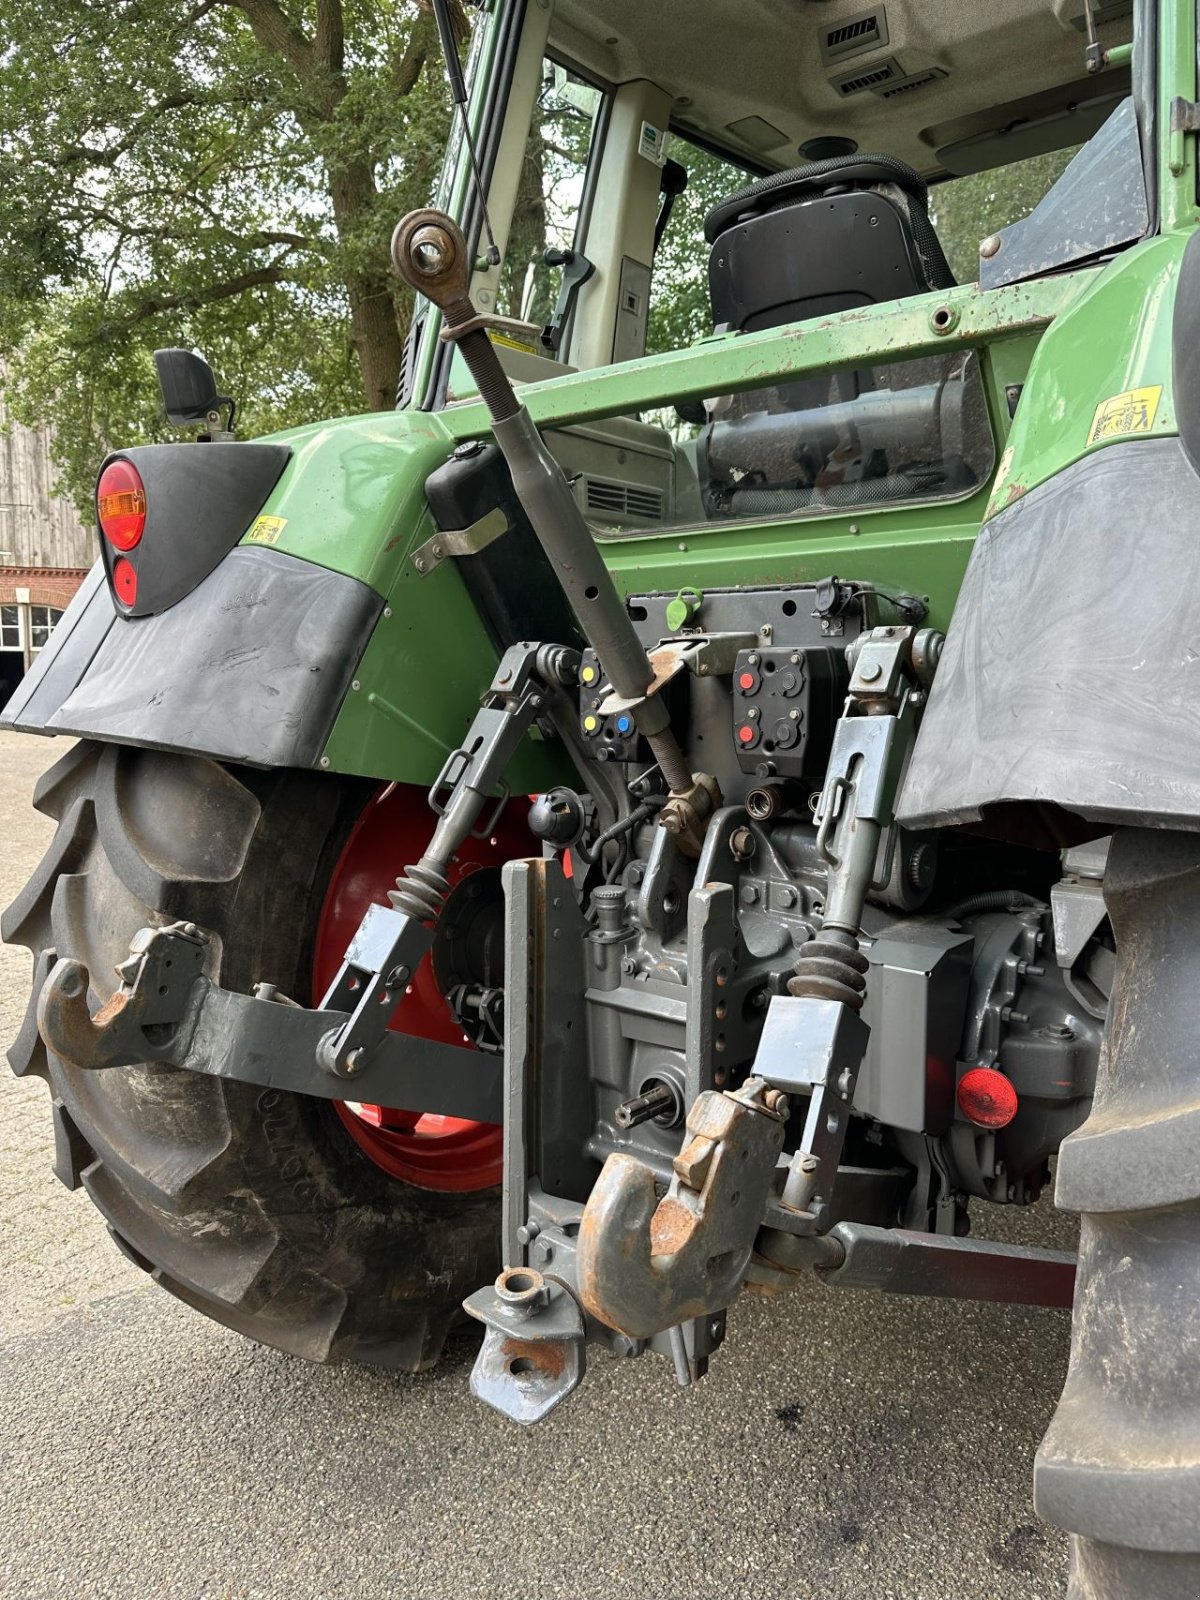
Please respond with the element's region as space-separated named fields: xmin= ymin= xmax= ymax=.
xmin=314 ymin=782 xmax=528 ymax=1192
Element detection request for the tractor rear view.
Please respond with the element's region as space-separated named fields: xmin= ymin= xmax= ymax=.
xmin=5 ymin=1 xmax=1199 ymax=1594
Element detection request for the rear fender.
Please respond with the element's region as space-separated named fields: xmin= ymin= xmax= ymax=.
xmin=898 ymin=437 xmax=1200 ymax=844
xmin=1 ymin=546 xmax=383 ymax=771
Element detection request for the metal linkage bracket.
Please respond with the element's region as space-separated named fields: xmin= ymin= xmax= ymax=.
xmin=595 ymin=632 xmax=757 ymax=717
xmin=756 ymin=625 xmax=940 ymax=1244
xmin=411 ymin=506 xmax=510 ymax=577
xmin=316 ymin=641 xmax=577 ymax=1080
xmin=315 ymin=903 xmax=434 ymax=1079
xmin=37 ymin=922 xmax=502 ymax=1115
xmin=427 ymin=641 xmax=573 ymax=834
xmin=754 ymin=996 xmax=871 ymax=1238
xmin=463 ymin=1266 xmax=586 ymax=1425
xmin=575 ymin=1077 xmax=788 ymax=1340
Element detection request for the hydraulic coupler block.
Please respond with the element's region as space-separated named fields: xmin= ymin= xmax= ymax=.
xmin=575 ymin=1077 xmax=788 ymax=1340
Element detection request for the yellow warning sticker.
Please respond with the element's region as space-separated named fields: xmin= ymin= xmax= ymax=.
xmin=1087 ymin=385 xmax=1162 ymax=447
xmin=246 ymin=514 xmax=287 ymax=545
xmin=489 ymin=330 xmax=538 ymax=356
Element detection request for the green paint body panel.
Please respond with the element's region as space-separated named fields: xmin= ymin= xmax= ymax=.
xmin=249 ymin=407 xmax=566 ymax=789
xmin=243 ymin=164 xmax=1197 ymax=787
xmin=985 ymin=234 xmax=1186 ymax=518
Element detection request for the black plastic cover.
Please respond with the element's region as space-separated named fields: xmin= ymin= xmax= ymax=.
xmin=153 ymin=348 xmax=225 ymax=424
xmin=708 ymin=192 xmax=940 ymax=335
xmin=731 ymin=644 xmax=845 ymax=778
xmin=97 ymin=442 xmax=290 ymax=617
xmin=897 ymin=438 xmax=1200 ymax=844
xmin=1174 ymin=228 xmax=1200 ymax=476
xmin=0 ymin=546 xmax=381 ymax=769
xmin=425 ymin=440 xmax=583 ymax=654
xmin=704 ymin=154 xmax=931 ymax=243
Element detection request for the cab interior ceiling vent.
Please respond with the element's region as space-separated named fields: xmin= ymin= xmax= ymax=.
xmin=879 ymin=68 xmax=949 ymax=100
xmin=819 ymin=6 xmax=888 ymax=65
xmin=830 ymin=56 xmax=949 ymax=99
xmin=831 ymin=56 xmax=903 ymax=96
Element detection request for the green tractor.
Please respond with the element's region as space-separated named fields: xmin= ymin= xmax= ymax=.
xmin=5 ymin=0 xmax=1198 ymax=1591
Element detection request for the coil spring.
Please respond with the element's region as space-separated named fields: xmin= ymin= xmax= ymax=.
xmin=389 ymin=859 xmax=451 ymax=924
xmin=787 ymin=935 xmax=869 ymax=1011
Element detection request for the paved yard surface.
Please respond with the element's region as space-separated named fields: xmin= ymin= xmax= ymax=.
xmin=0 ymin=727 xmax=1077 ymax=1599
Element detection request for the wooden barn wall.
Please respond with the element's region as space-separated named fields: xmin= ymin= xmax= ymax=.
xmin=0 ymin=377 xmax=92 ymax=569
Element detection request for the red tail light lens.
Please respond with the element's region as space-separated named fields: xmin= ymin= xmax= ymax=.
xmin=96 ymin=459 xmax=146 ymax=550
xmin=957 ymin=1066 xmax=1019 ymax=1129
xmin=111 ymin=556 xmax=138 ymax=607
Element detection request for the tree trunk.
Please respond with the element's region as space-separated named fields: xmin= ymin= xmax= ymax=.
xmin=329 ymin=158 xmax=405 ymax=411
xmin=345 ymin=267 xmax=406 ymax=411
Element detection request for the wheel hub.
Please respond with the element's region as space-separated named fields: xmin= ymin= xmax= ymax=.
xmin=313 ymin=781 xmax=528 ymax=1192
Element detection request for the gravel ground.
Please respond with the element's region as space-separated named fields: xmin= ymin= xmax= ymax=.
xmin=0 ymin=727 xmax=1076 ymax=1600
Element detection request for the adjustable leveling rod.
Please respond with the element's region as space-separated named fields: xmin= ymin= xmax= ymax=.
xmin=391 ymin=211 xmax=704 ymax=816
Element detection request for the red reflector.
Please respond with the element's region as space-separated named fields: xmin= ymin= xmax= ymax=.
xmin=96 ymin=459 xmax=146 ymax=550
xmin=738 ymin=671 xmax=756 ymax=691
xmin=112 ymin=556 xmax=138 ymax=607
xmin=738 ymin=724 xmax=757 ymax=745
xmin=957 ymin=1067 xmax=1019 ymax=1129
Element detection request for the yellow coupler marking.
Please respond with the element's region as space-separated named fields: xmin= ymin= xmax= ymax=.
xmin=245 ymin=514 xmax=288 ymax=545
xmin=1087 ymin=385 xmax=1163 ymax=446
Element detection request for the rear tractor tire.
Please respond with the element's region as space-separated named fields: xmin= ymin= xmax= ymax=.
xmin=2 ymin=739 xmax=505 ymax=1370
xmin=1036 ymin=828 xmax=1200 ymax=1597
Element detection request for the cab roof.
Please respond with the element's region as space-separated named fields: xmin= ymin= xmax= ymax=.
xmin=550 ymin=0 xmax=1135 ymax=177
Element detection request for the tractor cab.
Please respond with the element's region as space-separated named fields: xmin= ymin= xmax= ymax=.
xmin=403 ymin=0 xmax=1142 ymax=540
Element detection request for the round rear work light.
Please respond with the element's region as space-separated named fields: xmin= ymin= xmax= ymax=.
xmin=96 ymin=458 xmax=146 ymax=550
xmin=111 ymin=556 xmax=138 ymax=607
xmin=957 ymin=1066 xmax=1019 ymax=1130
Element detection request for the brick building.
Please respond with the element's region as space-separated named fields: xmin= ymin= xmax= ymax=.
xmin=0 ymin=375 xmax=93 ymax=707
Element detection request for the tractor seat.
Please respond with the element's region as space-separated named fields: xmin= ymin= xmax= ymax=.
xmin=691 ymin=156 xmax=990 ymax=524
xmin=704 ymin=153 xmax=954 ymax=332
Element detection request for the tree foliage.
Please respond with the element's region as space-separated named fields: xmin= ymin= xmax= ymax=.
xmin=0 ymin=0 xmax=464 ymax=503
xmin=0 ymin=0 xmax=1088 ymax=515
xmin=929 ymin=148 xmax=1080 ymax=284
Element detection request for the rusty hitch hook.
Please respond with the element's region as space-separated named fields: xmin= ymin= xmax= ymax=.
xmin=575 ymin=1078 xmax=789 ymax=1341
xmin=36 ymin=922 xmax=209 ymax=1070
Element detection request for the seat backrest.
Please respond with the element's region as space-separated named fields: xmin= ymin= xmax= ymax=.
xmin=705 ymin=154 xmax=954 ymax=334
xmin=689 ymin=157 xmax=988 ymax=527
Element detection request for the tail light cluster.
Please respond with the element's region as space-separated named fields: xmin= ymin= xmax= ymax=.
xmin=96 ymin=457 xmax=147 ymax=609
xmin=93 ymin=441 xmax=290 ymax=619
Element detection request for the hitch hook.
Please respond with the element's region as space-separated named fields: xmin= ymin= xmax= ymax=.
xmin=576 ymin=1078 xmax=788 ymax=1340
xmin=37 ymin=922 xmax=209 ymax=1070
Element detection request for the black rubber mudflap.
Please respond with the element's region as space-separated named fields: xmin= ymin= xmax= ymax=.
xmin=1036 ymin=828 xmax=1200 ymax=1598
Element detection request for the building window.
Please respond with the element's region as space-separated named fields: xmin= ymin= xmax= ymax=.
xmin=29 ymin=605 xmax=62 ymax=651
xmin=0 ymin=605 xmax=19 ymax=650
